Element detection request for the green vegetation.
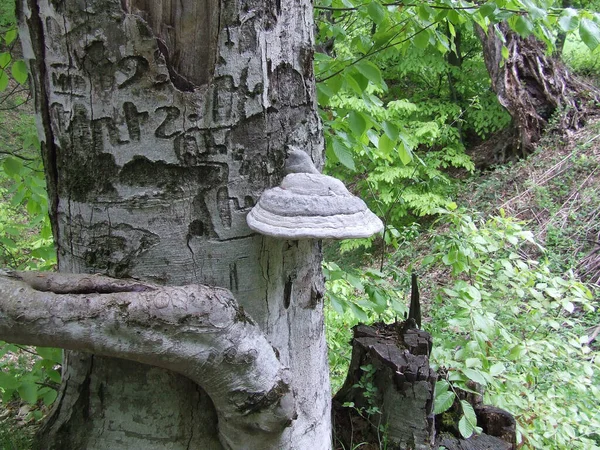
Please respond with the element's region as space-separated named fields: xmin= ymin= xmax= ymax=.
xmin=0 ymin=8 xmax=59 ymax=442
xmin=428 ymin=208 xmax=599 ymax=447
xmin=1 ymin=0 xmax=600 ymax=448
xmin=316 ymin=0 xmax=600 ymax=448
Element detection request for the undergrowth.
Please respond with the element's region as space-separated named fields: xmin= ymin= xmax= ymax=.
xmin=462 ymin=118 xmax=600 ymax=281
xmin=326 ymin=206 xmax=600 ymax=449
xmin=326 ymin=120 xmax=600 ymax=449
xmin=0 ymin=15 xmax=58 ymax=442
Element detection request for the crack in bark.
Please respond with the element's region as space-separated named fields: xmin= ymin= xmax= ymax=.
xmin=22 ymin=0 xmax=61 ymax=254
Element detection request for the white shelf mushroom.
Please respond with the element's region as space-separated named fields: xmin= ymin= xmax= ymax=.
xmin=246 ymin=150 xmax=383 ymax=239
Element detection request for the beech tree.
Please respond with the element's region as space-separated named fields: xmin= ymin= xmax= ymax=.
xmin=7 ymin=0 xmax=333 ymax=448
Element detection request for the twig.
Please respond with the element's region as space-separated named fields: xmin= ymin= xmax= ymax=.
xmin=587 ymin=325 xmax=600 ymax=345
xmin=317 ymin=21 xmax=436 ymax=83
xmin=0 ymin=151 xmax=36 ymax=161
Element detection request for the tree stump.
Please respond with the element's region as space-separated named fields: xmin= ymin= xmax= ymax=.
xmin=333 ymin=323 xmax=437 ymax=450
xmin=332 ymin=323 xmax=517 ymax=450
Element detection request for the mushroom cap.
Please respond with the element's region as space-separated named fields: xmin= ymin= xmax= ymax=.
xmin=247 ymin=173 xmax=384 ymax=239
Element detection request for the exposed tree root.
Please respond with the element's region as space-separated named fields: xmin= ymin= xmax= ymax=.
xmin=477 ymin=23 xmax=600 ymax=160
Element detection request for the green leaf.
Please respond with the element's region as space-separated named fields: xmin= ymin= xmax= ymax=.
xmin=0 ymin=52 xmax=11 ymax=68
xmin=348 ymin=111 xmax=367 ymax=137
xmin=27 ymin=199 xmax=41 ymax=216
xmin=558 ymin=8 xmax=579 ymax=32
xmin=422 ymin=255 xmax=435 ymax=266
xmin=378 ymin=134 xmax=395 ymax=157
xmin=0 ymin=237 xmax=17 ymax=249
xmin=23 ymin=133 xmax=41 ymax=150
xmin=36 ymin=347 xmax=63 ymax=364
xmin=462 ymin=368 xmax=487 ymax=386
xmin=458 ymin=415 xmax=475 ymax=439
xmin=329 ymin=293 xmax=346 ymax=315
xmin=416 ymin=5 xmax=431 ymax=22
xmin=0 ymin=371 xmax=19 ymax=390
xmin=382 ymin=121 xmax=399 ymax=141
xmin=522 ymin=0 xmax=546 ymax=20
xmin=0 ymin=70 xmax=8 ymax=91
xmin=447 ymin=10 xmax=462 ymax=25
xmin=351 ymin=35 xmax=371 ymax=55
xmin=489 ymin=362 xmax=506 ymax=376
xmin=458 ymin=400 xmax=479 ymax=439
xmin=448 ymin=21 xmax=456 ymax=38
xmin=433 ymin=390 xmax=455 ymax=415
xmin=345 ymin=74 xmax=363 ymax=95
xmin=332 ymin=139 xmax=356 ymax=170
xmin=3 ymin=156 xmax=23 ymax=176
xmin=47 ymin=368 xmax=62 ymax=384
xmin=355 ymin=61 xmax=384 ymax=88
xmin=367 ymin=129 xmax=379 ymax=148
xmin=345 ymin=272 xmax=364 ymax=290
xmin=461 ymin=400 xmax=477 ymax=423
xmin=4 ymin=29 xmax=18 ymax=45
xmin=435 ymin=379 xmax=450 ymax=394
xmin=326 ymin=75 xmax=343 ymax=95
xmin=465 ymin=357 xmax=482 ymax=369
xmin=18 ymin=382 xmax=39 ymax=404
xmin=367 ymin=1 xmax=386 ymax=25
xmin=580 ymin=19 xmax=600 ymax=51
xmin=479 ymin=2 xmax=497 ymax=18
xmin=373 ymin=27 xmax=398 ymax=49
xmin=465 ymin=285 xmax=481 ymax=301
xmin=513 ymin=16 xmax=534 ymax=37
xmin=397 ymin=139 xmax=413 ymax=165
xmin=508 ymin=344 xmax=526 ymax=360
xmin=349 ymin=303 xmax=368 ymax=322
xmin=501 ymin=45 xmax=509 ymax=60
xmin=350 ymin=71 xmax=369 ymax=92
xmin=414 ymin=29 xmax=430 ymax=49
xmin=43 ymin=389 xmax=58 ymax=406
xmin=316 ymin=82 xmax=334 ymax=105
xmin=366 ymin=286 xmax=387 ymax=311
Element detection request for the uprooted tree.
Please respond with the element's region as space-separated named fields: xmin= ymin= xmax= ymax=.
xmin=476 ymin=22 xmax=600 ymax=160
xmin=6 ymin=0 xmax=332 ymax=448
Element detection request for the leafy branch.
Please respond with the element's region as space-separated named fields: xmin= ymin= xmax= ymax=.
xmin=316 ymin=21 xmax=439 ymax=82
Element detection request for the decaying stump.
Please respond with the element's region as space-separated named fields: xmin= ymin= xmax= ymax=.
xmin=476 ymin=22 xmax=600 ymax=160
xmin=436 ymin=432 xmax=513 ymax=450
xmin=333 ymin=323 xmax=437 ymax=449
xmin=332 ymin=322 xmax=516 ymax=450
xmin=436 ymin=401 xmax=516 ymax=450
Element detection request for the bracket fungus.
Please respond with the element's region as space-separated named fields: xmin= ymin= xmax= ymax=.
xmin=246 ymin=150 xmax=383 ymax=240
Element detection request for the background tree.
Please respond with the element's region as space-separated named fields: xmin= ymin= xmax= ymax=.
xmin=8 ymin=0 xmax=332 ymax=448
xmin=476 ymin=21 xmax=600 ymax=158
xmin=313 ymin=0 xmax=600 ymax=230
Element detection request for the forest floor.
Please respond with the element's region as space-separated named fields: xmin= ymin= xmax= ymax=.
xmin=405 ymin=116 xmax=600 ymax=321
xmin=463 ymin=117 xmax=600 ymax=284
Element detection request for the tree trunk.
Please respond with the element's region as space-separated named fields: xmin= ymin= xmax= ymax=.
xmin=16 ymin=0 xmax=330 ymax=449
xmin=476 ymin=23 xmax=600 ymax=159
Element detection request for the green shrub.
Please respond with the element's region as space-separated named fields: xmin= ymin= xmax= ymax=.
xmin=563 ymin=33 xmax=600 ymax=78
xmin=427 ymin=208 xmax=600 ymax=449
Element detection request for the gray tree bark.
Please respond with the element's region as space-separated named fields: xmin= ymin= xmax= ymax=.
xmin=15 ymin=0 xmax=331 ymax=448
xmin=0 ymin=271 xmax=295 ymax=447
